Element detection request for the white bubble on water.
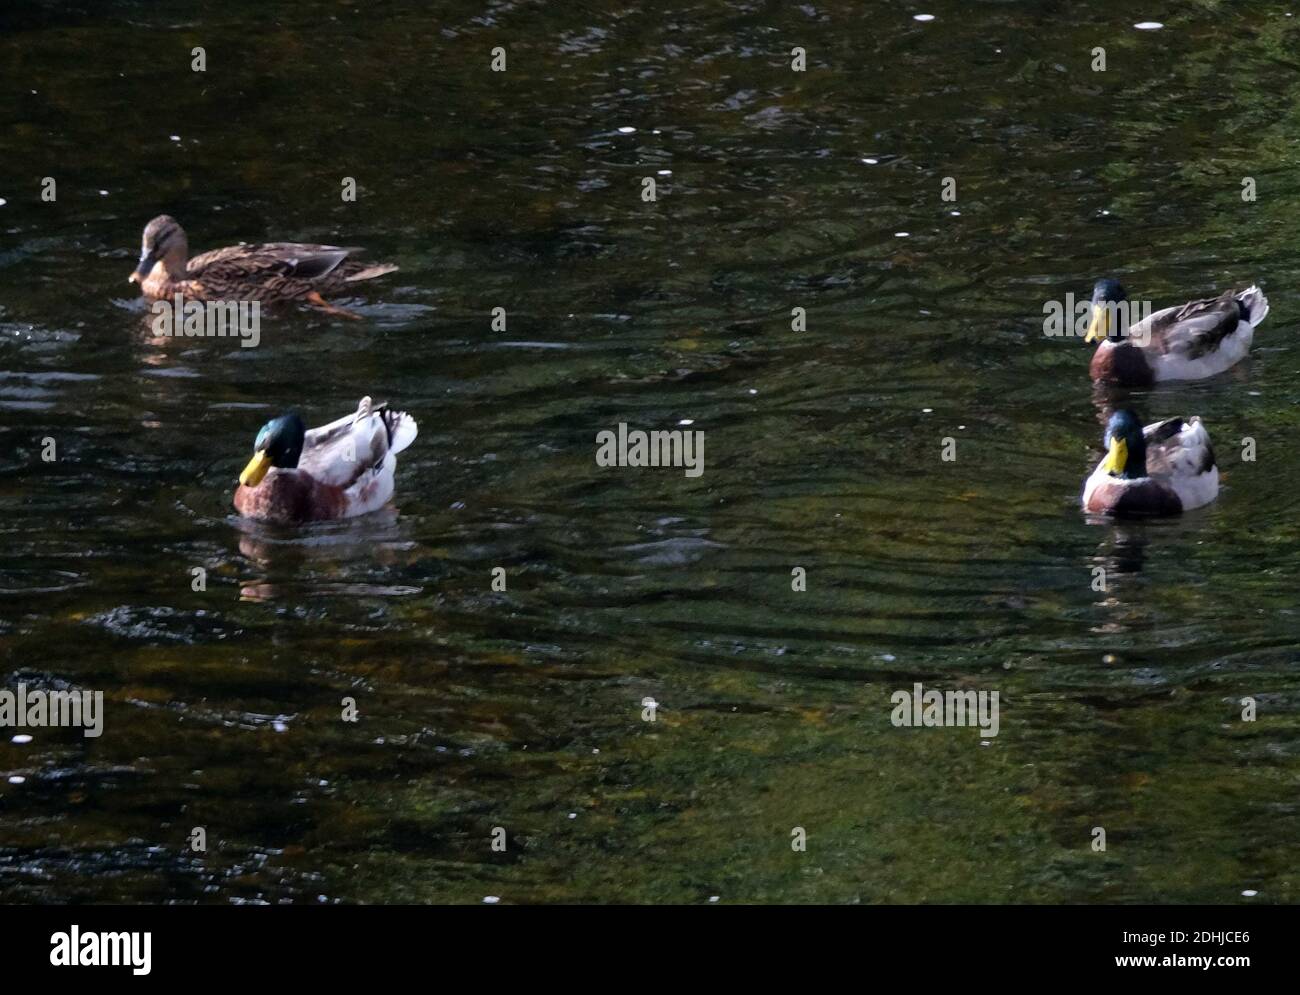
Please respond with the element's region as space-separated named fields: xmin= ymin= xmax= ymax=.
xmin=7 ymin=775 xmax=24 ymax=784
xmin=483 ymin=895 xmax=501 ymax=904
xmin=914 ymin=14 xmax=935 ymax=22
xmin=617 ymin=126 xmax=636 ymax=134
xmin=11 ymin=735 xmax=32 ymax=744
xmin=1134 ymin=21 xmax=1164 ymax=30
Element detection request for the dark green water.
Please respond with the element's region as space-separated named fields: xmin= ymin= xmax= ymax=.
xmin=3 ymin=0 xmax=1300 ymax=903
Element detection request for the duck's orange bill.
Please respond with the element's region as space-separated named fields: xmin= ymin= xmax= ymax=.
xmin=240 ymin=450 xmax=272 ymax=487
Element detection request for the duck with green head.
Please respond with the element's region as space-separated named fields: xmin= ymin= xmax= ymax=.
xmin=234 ymin=397 xmax=418 ymax=524
xmin=1085 ymin=277 xmax=1268 ymax=387
xmin=1082 ymin=408 xmax=1218 ymax=516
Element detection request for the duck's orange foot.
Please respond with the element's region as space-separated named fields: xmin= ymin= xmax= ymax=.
xmin=305 ymin=290 xmax=363 ymax=320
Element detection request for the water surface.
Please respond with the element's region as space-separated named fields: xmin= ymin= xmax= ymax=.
xmin=2 ymin=1 xmax=1300 ymax=903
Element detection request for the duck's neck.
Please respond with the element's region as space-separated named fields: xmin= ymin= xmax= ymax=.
xmin=141 ymin=260 xmax=189 ymax=299
xmin=1119 ymin=440 xmax=1148 ymax=479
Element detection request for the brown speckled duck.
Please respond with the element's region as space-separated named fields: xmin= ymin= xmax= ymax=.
xmin=234 ymin=397 xmax=418 ymax=524
xmin=127 ymin=215 xmax=398 ymax=319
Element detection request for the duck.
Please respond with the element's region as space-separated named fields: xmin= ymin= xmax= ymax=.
xmin=1082 ymin=409 xmax=1218 ymax=516
xmin=234 ymin=397 xmax=417 ymax=524
xmin=1085 ymin=278 xmax=1268 ymax=386
xmin=127 ymin=215 xmax=397 ymax=319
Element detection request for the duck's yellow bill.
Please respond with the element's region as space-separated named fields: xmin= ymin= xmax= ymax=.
xmin=1099 ymin=437 xmax=1128 ymax=475
xmin=240 ymin=449 xmax=272 ymax=487
xmin=1084 ymin=304 xmax=1110 ymax=344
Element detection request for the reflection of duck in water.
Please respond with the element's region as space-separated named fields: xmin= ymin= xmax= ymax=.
xmin=1085 ymin=278 xmax=1268 ymax=386
xmin=1090 ymin=522 xmax=1149 ymax=579
xmin=234 ymin=397 xmax=417 ymax=525
xmin=1082 ymin=409 xmax=1218 ymax=516
xmin=233 ymin=506 xmax=404 ymax=566
xmin=233 ymin=505 xmax=426 ymax=601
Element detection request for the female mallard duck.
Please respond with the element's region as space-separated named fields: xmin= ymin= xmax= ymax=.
xmin=1082 ymin=409 xmax=1218 ymax=516
xmin=1085 ymin=278 xmax=1268 ymax=386
xmin=128 ymin=215 xmax=397 ymax=318
xmin=234 ymin=397 xmax=417 ymax=524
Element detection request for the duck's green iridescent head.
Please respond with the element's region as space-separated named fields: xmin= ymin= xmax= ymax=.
xmin=1099 ymin=408 xmax=1147 ymax=479
xmin=239 ymin=413 xmax=305 ymax=488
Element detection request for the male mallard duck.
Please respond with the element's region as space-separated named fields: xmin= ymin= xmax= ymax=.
xmin=1082 ymin=409 xmax=1218 ymax=516
xmin=128 ymin=215 xmax=397 ymax=318
xmin=234 ymin=397 xmax=417 ymax=524
xmin=1085 ymin=278 xmax=1268 ymax=386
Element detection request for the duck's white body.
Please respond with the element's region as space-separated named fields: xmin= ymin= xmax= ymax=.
xmin=299 ymin=397 xmax=418 ymax=517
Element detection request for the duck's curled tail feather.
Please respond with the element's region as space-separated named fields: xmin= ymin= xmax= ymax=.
xmin=1236 ymin=285 xmax=1269 ymax=327
xmin=383 ymin=408 xmax=418 ymax=455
